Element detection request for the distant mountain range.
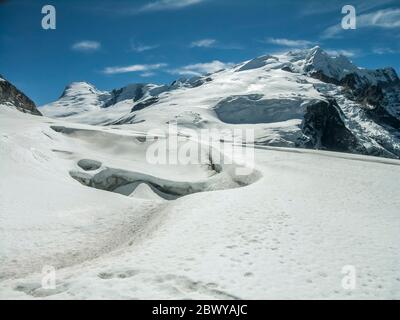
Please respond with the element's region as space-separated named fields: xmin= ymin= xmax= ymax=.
xmin=2 ymin=47 xmax=400 ymax=158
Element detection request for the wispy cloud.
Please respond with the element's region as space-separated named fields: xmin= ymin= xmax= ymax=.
xmin=321 ymin=25 xmax=343 ymax=39
xmin=300 ymin=0 xmax=396 ymax=16
xmin=325 ymin=49 xmax=358 ymax=57
xmin=71 ymin=40 xmax=101 ymax=52
xmin=190 ymin=38 xmax=217 ymax=48
xmin=360 ymin=8 xmax=400 ymax=28
xmin=322 ymin=8 xmax=400 ymax=38
xmin=372 ymin=47 xmax=399 ymax=55
xmin=94 ymin=0 xmax=206 ymax=15
xmin=130 ymin=42 xmax=159 ymax=52
xmin=169 ymin=60 xmax=234 ymax=76
xmin=102 ymin=63 xmax=167 ymax=75
xmin=190 ymin=38 xmax=242 ymax=50
xmin=264 ymin=37 xmax=314 ymax=48
xmin=140 ymin=72 xmax=156 ymax=77
xmin=139 ymin=0 xmax=205 ymax=12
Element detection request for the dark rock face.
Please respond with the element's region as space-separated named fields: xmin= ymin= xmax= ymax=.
xmin=309 ymin=71 xmax=341 ymax=86
xmin=190 ymin=77 xmax=213 ymax=88
xmin=307 ymin=64 xmax=400 ymax=158
xmin=281 ymin=65 xmax=295 ymax=73
xmin=310 ymin=69 xmax=400 ymax=130
xmin=345 ymin=78 xmax=400 ymax=131
xmin=102 ymin=88 xmax=124 ymax=108
xmin=340 ymin=73 xmax=384 ymax=106
xmin=368 ymin=83 xmax=400 ymax=130
xmin=0 ymin=76 xmax=42 ymax=116
xmin=131 ymin=97 xmax=159 ymax=112
xmin=300 ymin=99 xmax=364 ymax=153
xmin=365 ymin=102 xmax=400 ymax=130
xmin=170 ymin=76 xmax=213 ymax=89
xmin=102 ymin=84 xmax=147 ymax=108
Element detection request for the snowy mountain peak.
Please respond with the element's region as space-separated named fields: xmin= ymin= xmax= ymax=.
xmin=303 ymin=47 xmax=357 ymax=81
xmin=103 ymin=83 xmax=170 ymax=109
xmin=279 ymin=46 xmax=398 ymax=88
xmin=60 ymin=81 xmax=104 ymax=98
xmin=272 ymin=46 xmax=358 ymax=83
xmin=38 ymin=46 xmax=400 ymax=159
xmin=41 ymin=81 xmax=111 ymax=117
xmin=305 ymin=45 xmax=324 ymax=58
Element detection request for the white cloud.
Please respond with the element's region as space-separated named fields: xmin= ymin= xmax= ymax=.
xmin=169 ymin=60 xmax=234 ymax=76
xmin=140 ymin=72 xmax=156 ymax=77
xmin=301 ymin=0 xmax=396 ymax=16
xmin=190 ymin=39 xmax=243 ymax=50
xmin=372 ymin=47 xmax=398 ymax=55
xmin=321 ymin=25 xmax=343 ymax=39
xmin=360 ymin=8 xmax=400 ymax=28
xmin=102 ymin=63 xmax=167 ymax=75
xmin=139 ymin=0 xmax=205 ymax=12
xmin=325 ymin=49 xmax=358 ymax=57
xmin=265 ymin=38 xmax=314 ymax=48
xmin=130 ymin=43 xmax=159 ymax=52
xmin=72 ymin=41 xmax=101 ymax=52
xmin=190 ymin=39 xmax=217 ymax=48
xmin=322 ymin=8 xmax=400 ymax=38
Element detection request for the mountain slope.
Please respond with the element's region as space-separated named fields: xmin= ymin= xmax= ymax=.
xmin=39 ymin=47 xmax=400 ymax=159
xmin=40 ymin=82 xmax=111 ymax=118
xmin=1 ymin=47 xmax=400 ymax=299
xmin=0 ymin=75 xmax=42 ymax=116
xmin=1 ymin=106 xmax=400 ymax=299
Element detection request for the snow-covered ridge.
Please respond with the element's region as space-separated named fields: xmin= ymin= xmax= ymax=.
xmin=41 ymin=47 xmax=399 ymax=117
xmin=20 ymin=47 xmax=400 ymax=158
xmin=302 ymin=46 xmax=359 ymax=80
xmin=40 ymin=82 xmax=111 ymax=118
xmin=60 ymin=81 xmax=107 ymax=99
xmin=274 ymin=46 xmax=398 ymax=87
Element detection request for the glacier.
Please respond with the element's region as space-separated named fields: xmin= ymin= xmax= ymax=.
xmin=1 ymin=47 xmax=400 ymax=299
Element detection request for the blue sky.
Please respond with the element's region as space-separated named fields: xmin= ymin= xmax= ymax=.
xmin=1 ymin=0 xmax=400 ymax=105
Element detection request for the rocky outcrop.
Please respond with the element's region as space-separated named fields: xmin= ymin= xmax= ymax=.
xmin=309 ymin=66 xmax=400 ymax=131
xmin=190 ymin=77 xmax=213 ymax=88
xmin=300 ymin=99 xmax=364 ymax=153
xmin=170 ymin=76 xmax=213 ymax=89
xmin=0 ymin=75 xmax=42 ymax=116
xmin=131 ymin=96 xmax=159 ymax=112
xmin=103 ymin=84 xmax=145 ymax=108
xmin=300 ymin=48 xmax=400 ymax=128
